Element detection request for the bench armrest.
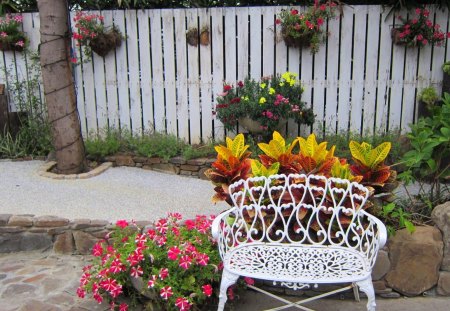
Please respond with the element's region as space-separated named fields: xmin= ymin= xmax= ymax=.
xmin=211 ymin=208 xmax=236 ymax=240
xmin=361 ymin=210 xmax=388 ymax=249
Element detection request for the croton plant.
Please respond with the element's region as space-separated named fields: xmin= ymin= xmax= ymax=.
xmin=205 ymin=131 xmax=398 ymax=218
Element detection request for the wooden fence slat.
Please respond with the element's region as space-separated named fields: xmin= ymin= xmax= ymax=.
xmin=375 ymin=9 xmax=393 ymax=132
xmin=402 ymin=47 xmax=419 ymax=129
xmin=325 ymin=15 xmax=340 ymax=135
xmin=210 ymin=8 xmax=225 ymax=141
xmin=430 ymin=9 xmax=448 ymax=93
xmin=337 ymin=6 xmax=354 ymax=133
xmin=102 ymin=11 xmax=119 ymax=130
xmin=363 ymin=6 xmax=381 ymax=135
xmin=186 ymin=9 xmax=201 ymax=144
xmin=173 ymin=9 xmax=189 ymax=142
xmin=113 ymin=11 xmax=131 ymax=131
xmin=249 ymin=7 xmax=262 ymax=79
xmin=149 ymin=9 xmax=165 ymax=133
xmin=261 ymin=7 xmax=276 ymax=77
xmin=236 ymin=8 xmax=249 ymax=80
xmin=126 ymin=10 xmax=142 ymax=134
xmin=161 ymin=9 xmax=177 ymax=136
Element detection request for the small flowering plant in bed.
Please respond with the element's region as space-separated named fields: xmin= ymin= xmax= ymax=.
xmin=72 ymin=11 xmax=123 ymax=61
xmin=215 ymin=72 xmax=315 ymax=137
xmin=392 ymin=7 xmax=450 ymax=47
xmin=276 ymin=1 xmax=337 ymax=53
xmin=0 ymin=14 xmax=27 ymax=51
xmin=77 ymin=213 xmax=222 ymax=310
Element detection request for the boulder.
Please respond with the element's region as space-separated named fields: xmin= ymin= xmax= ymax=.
xmin=371 ymin=249 xmax=390 ymax=281
xmin=437 ymin=271 xmax=450 ymax=296
xmin=114 ymin=154 xmax=135 ymax=167
xmin=385 ymin=226 xmax=443 ymax=296
xmin=53 ymin=231 xmax=74 ymax=254
xmin=72 ymin=231 xmax=97 ymax=255
xmin=431 ymin=201 xmax=450 ymax=271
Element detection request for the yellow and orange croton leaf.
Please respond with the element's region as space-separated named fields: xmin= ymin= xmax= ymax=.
xmin=251 ymin=159 xmax=280 ymax=177
xmin=349 ymin=141 xmax=391 ymax=169
xmin=215 ymin=133 xmax=250 ymax=162
xmin=297 ymin=134 xmax=337 ymax=175
xmin=330 ymin=159 xmax=363 ymax=183
xmin=258 ymin=131 xmax=301 ymax=174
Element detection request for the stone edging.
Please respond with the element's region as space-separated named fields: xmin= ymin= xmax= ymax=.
xmin=37 ymin=161 xmax=113 ymax=179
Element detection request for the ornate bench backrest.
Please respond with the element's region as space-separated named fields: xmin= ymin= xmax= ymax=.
xmin=218 ymin=174 xmax=383 ymax=267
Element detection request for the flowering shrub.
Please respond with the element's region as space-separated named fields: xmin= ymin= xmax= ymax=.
xmin=214 ymin=72 xmax=314 ymax=136
xmin=276 ymin=1 xmax=337 ymax=53
xmin=393 ymin=7 xmax=450 ymax=47
xmin=72 ymin=11 xmax=122 ymax=60
xmin=0 ymin=14 xmax=26 ymax=50
xmin=77 ymin=213 xmax=222 ymax=310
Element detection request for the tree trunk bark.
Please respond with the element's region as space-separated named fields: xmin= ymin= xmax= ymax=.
xmin=38 ymin=0 xmax=86 ymax=174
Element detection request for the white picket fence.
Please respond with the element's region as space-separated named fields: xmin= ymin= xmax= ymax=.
xmin=1 ymin=5 xmax=449 ymax=143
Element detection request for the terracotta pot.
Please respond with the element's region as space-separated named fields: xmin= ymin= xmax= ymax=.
xmin=200 ymin=29 xmax=210 ymax=46
xmin=89 ymin=28 xmax=122 ymax=57
xmin=239 ymin=117 xmax=287 ymax=134
xmin=186 ymin=28 xmax=198 ymax=46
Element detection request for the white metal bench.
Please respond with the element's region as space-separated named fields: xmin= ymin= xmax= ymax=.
xmin=211 ymin=174 xmax=387 ymax=311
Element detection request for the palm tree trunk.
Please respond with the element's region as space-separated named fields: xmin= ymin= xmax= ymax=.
xmin=38 ymin=0 xmax=86 ymax=174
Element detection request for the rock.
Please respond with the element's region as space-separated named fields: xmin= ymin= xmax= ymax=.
xmin=73 ymin=231 xmax=98 ymax=255
xmin=0 ymin=233 xmax=52 ymax=253
xmin=0 ymin=214 xmax=12 ymax=226
xmin=385 ymin=226 xmax=443 ymax=296
xmin=198 ymin=167 xmax=210 ymax=180
xmin=34 ymin=216 xmax=69 ymax=228
xmin=70 ymin=219 xmax=91 ymax=230
xmin=372 ymin=250 xmax=390 ymax=281
xmin=187 ymin=158 xmax=207 ymax=166
xmin=180 ymin=164 xmax=200 ymax=172
xmin=169 ymin=156 xmax=187 ymax=165
xmin=379 ymin=291 xmax=401 ymax=298
xmin=8 ymin=215 xmax=34 ymax=227
xmin=146 ymin=157 xmax=161 ymax=164
xmin=431 ymin=201 xmax=450 ymax=271
xmin=115 ymin=154 xmax=135 ymax=167
xmin=437 ymin=271 xmax=450 ymax=296
xmin=151 ymin=163 xmax=179 ymax=175
xmin=133 ymin=156 xmax=148 ymax=163
xmin=89 ymin=219 xmax=109 ymax=227
xmin=1 ymin=283 xmax=36 ymax=297
xmin=18 ymin=300 xmax=62 ymax=311
xmin=53 ymin=231 xmax=74 ymax=254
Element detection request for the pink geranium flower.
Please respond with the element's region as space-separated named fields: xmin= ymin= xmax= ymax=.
xmin=168 ymin=246 xmax=181 ymax=260
xmin=202 ymin=284 xmax=213 ymax=297
xmin=160 ymin=286 xmax=173 ymax=300
xmin=116 ymin=219 xmax=128 ymax=228
xmin=175 ymin=297 xmax=192 ymax=310
xmin=179 ymin=255 xmax=192 ymax=270
xmin=159 ymin=267 xmax=169 ymax=280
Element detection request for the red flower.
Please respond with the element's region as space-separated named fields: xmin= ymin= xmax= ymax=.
xmin=422 ymin=39 xmax=428 ymax=45
xmin=76 ymin=287 xmax=86 ymax=298
xmin=244 ymin=277 xmax=255 ymax=285
xmin=223 ymin=84 xmax=232 ymax=92
xmin=196 ymin=253 xmax=209 ymax=266
xmin=168 ymin=246 xmax=181 ymax=260
xmin=175 ymin=297 xmax=192 ymax=310
xmin=92 ymin=243 xmax=103 ymax=257
xmin=130 ymin=265 xmax=143 ymax=278
xmin=115 ymin=220 xmax=128 ymax=228
xmin=168 ymin=212 xmax=182 ymax=220
xmin=155 ymin=218 xmax=168 ymax=234
xmin=160 ymin=286 xmax=173 ymax=300
xmin=275 ymin=18 xmax=281 ymax=25
xmin=291 ymin=9 xmax=298 ymax=15
xmin=317 ymin=18 xmax=324 ymax=27
xmin=159 ymin=267 xmax=169 ymax=280
xmin=237 ymin=80 xmax=244 ymax=88
xmin=185 ymin=219 xmax=196 ymax=230
xmin=415 ymin=8 xmax=421 ymax=15
xmin=411 ymin=19 xmax=418 ymax=24
xmin=147 ymin=275 xmax=157 ymax=288
xmin=179 ymin=255 xmax=192 ymax=270
xmin=320 ymin=4 xmax=327 ymax=11
xmin=227 ymin=287 xmax=235 ymax=300
xmin=202 ymin=284 xmax=213 ymax=297
xmin=416 ymin=34 xmax=423 ymax=41
xmin=119 ymin=303 xmax=128 ymax=311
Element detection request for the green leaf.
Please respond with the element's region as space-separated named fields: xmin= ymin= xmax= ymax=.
xmin=404 ymin=220 xmax=416 ymax=233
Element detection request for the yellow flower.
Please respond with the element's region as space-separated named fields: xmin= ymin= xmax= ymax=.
xmin=279 ymin=82 xmax=284 ymax=86
xmin=269 ymin=87 xmax=275 ymax=95
xmin=259 ymin=97 xmax=266 ymax=104
xmin=241 ymin=96 xmax=249 ymax=101
xmin=289 ymin=79 xmax=295 ymax=86
xmin=260 ymin=83 xmax=266 ymax=89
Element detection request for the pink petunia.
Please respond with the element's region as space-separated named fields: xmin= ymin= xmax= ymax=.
xmin=196 ymin=253 xmax=209 ymax=266
xmin=76 ymin=287 xmax=86 ymax=298
xmin=155 ymin=219 xmax=168 ymax=234
xmin=119 ymin=303 xmax=128 ymax=311
xmin=92 ymin=243 xmax=103 ymax=257
xmin=244 ymin=277 xmax=255 ymax=285
xmin=130 ymin=265 xmax=143 ymax=278
xmin=116 ymin=219 xmax=128 ymax=228
xmin=159 ymin=267 xmax=169 ymax=280
xmin=416 ymin=34 xmax=423 ymax=41
xmin=0 ymin=32 xmax=7 ymax=38
xmin=175 ymin=297 xmax=192 ymax=310
xmin=147 ymin=275 xmax=157 ymax=288
xmin=168 ymin=246 xmax=181 ymax=260
xmin=202 ymin=284 xmax=213 ymax=297
xmin=15 ymin=40 xmax=24 ymax=47
xmin=160 ymin=286 xmax=173 ymax=300
xmin=168 ymin=212 xmax=183 ymax=220
xmin=179 ymin=255 xmax=192 ymax=270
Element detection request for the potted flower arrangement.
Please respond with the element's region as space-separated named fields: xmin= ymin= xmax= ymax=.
xmin=72 ymin=11 xmax=123 ymax=59
xmin=205 ymin=132 xmax=398 ymax=227
xmin=391 ymin=7 xmax=450 ymax=47
xmin=214 ymin=72 xmax=315 ymax=138
xmin=77 ymin=213 xmax=223 ymax=310
xmin=417 ymin=86 xmax=440 ymax=119
xmin=275 ymin=1 xmax=337 ymax=53
xmin=0 ymin=14 xmax=27 ymax=51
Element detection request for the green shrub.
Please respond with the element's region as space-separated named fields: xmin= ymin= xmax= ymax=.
xmin=182 ymin=142 xmax=216 ymax=160
xmin=85 ymin=131 xmax=121 ymax=159
xmin=135 ymin=133 xmax=185 ymax=160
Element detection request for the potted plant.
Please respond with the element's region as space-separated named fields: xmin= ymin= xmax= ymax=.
xmin=417 ymin=86 xmax=439 ymax=119
xmin=72 ymin=11 xmax=123 ymax=60
xmin=214 ymin=72 xmax=315 ymax=139
xmin=200 ymin=26 xmax=210 ymax=46
xmin=77 ymin=214 xmax=222 ymax=310
xmin=186 ymin=27 xmax=198 ymax=46
xmin=442 ymin=61 xmax=450 ymax=94
xmin=0 ymin=14 xmax=27 ymax=51
xmin=275 ymin=1 xmax=337 ymax=53
xmin=391 ymin=7 xmax=450 ymax=47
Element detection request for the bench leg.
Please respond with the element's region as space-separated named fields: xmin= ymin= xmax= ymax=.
xmin=356 ymin=277 xmax=376 ymax=311
xmin=217 ymin=269 xmax=239 ymax=311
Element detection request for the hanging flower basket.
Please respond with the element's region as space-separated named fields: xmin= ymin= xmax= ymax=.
xmin=281 ymin=29 xmax=313 ymax=48
xmin=88 ymin=27 xmax=122 ymax=57
xmin=0 ymin=36 xmax=26 ymax=52
xmin=239 ymin=117 xmax=287 ymax=134
xmin=391 ymin=28 xmax=409 ymax=46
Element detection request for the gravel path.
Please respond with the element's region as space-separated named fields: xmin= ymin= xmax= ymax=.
xmin=0 ymin=160 xmax=229 ymax=222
